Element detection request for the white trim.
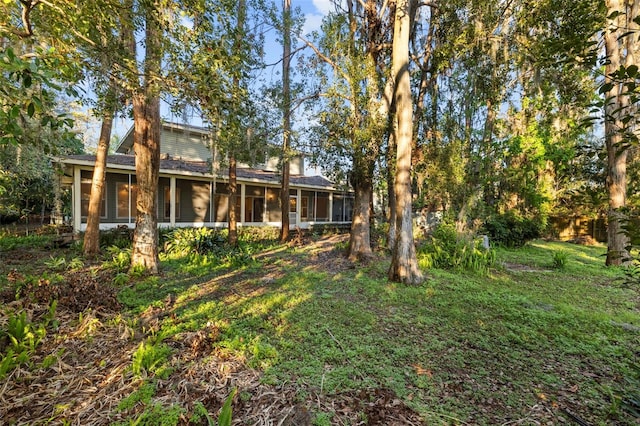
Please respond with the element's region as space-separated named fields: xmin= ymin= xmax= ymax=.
xmin=80 ymin=178 xmax=107 ymax=219
xmin=73 ymin=166 xmax=81 ymax=233
xmin=296 ymin=188 xmax=301 ymax=226
xmin=169 ymin=178 xmax=176 ymax=226
xmin=329 ymin=192 xmax=333 ymax=222
xmin=76 ymin=219 xmax=351 ymax=232
xmin=57 ymin=159 xmax=340 ymax=191
xmin=240 ymin=183 xmax=246 ymax=223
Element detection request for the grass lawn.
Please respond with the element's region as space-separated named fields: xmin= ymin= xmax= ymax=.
xmin=0 ymin=232 xmax=638 ymax=425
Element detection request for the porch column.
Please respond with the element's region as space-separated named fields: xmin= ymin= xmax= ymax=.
xmin=296 ymin=188 xmax=301 ymax=227
xmin=263 ymin=187 xmax=268 ymax=222
xmin=240 ymin=183 xmax=246 ymax=224
xmin=329 ymin=192 xmax=333 ymax=223
xmin=170 ymin=177 xmax=176 ymax=227
xmin=73 ymin=166 xmax=82 ymax=233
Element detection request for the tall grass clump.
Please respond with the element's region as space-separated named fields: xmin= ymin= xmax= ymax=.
xmin=417 ymin=222 xmax=496 ymax=273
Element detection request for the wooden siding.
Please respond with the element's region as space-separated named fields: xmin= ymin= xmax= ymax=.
xmin=265 ymin=156 xmax=303 ymax=174
xmin=161 ymin=131 xmax=211 ymax=161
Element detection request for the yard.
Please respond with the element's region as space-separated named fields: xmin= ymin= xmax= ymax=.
xmin=0 ymin=229 xmax=638 ymax=425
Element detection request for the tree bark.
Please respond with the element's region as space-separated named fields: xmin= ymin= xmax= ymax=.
xmin=130 ymin=6 xmax=161 ymax=274
xmin=228 ymin=155 xmax=238 ymax=247
xmin=83 ymin=112 xmax=113 ymax=258
xmin=347 ymin=174 xmax=374 ymax=260
xmin=389 ymin=0 xmax=423 ymax=284
xmin=386 ymin=130 xmax=397 ymax=250
xmin=604 ymin=0 xmax=630 ymax=266
xmin=280 ymin=0 xmax=292 ymax=243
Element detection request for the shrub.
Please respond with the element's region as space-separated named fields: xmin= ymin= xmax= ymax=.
xmin=105 ymin=246 xmax=132 ymax=271
xmin=418 ymin=223 xmax=496 ymax=274
xmin=238 ymin=227 xmax=279 ymax=242
xmin=163 ymin=227 xmax=225 ymax=255
xmin=483 ymin=211 xmax=543 ymax=248
xmin=99 ymin=228 xmax=133 ymax=249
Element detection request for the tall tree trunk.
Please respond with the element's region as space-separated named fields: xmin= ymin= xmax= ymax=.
xmin=386 ymin=129 xmax=397 ymax=250
xmin=131 ymin=6 xmax=161 ymax=274
xmin=52 ymin=163 xmax=63 ymax=225
xmin=227 ymin=0 xmax=245 ymax=248
xmin=347 ymin=170 xmax=374 ymax=260
xmin=228 ymin=156 xmax=238 ymax=247
xmin=604 ymin=0 xmax=630 ymax=266
xmin=389 ymin=0 xmax=423 ymax=284
xmin=83 ymin=112 xmax=114 ymax=258
xmin=280 ymin=0 xmax=292 ymax=242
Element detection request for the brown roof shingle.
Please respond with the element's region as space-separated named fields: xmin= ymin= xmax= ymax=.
xmin=59 ymin=154 xmax=342 ymax=190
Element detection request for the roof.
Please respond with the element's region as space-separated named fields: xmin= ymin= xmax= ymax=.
xmin=56 ymin=154 xmax=342 ymax=191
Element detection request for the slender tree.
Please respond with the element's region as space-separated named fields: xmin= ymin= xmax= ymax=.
xmin=603 ymin=0 xmax=637 ymax=265
xmin=83 ymin=96 xmax=114 ymax=257
xmin=280 ymin=0 xmax=292 ymax=242
xmin=388 ymin=0 xmax=423 ymax=284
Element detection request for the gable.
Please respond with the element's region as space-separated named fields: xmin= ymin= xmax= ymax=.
xmin=116 ymin=121 xmax=306 ymax=174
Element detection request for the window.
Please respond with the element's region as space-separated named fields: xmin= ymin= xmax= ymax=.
xmin=245 ymin=196 xmax=265 ymax=222
xmin=316 ymin=192 xmax=329 ymax=222
xmin=301 ymin=191 xmax=315 ymax=221
xmin=116 ymin=182 xmax=138 ymax=219
xmin=163 ymin=186 xmax=181 ymax=220
xmin=81 ymin=180 xmax=106 ymax=218
xmin=266 ymin=188 xmax=281 ymax=222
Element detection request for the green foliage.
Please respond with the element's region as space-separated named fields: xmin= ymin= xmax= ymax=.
xmin=618 ymin=217 xmax=640 ymax=288
xmin=483 ymin=211 xmax=543 ymax=248
xmin=161 ymin=228 xmax=259 ymax=270
xmin=117 ymin=382 xmax=157 ymax=412
xmin=217 ymin=388 xmax=236 ymax=426
xmin=99 ymin=228 xmax=133 ymax=250
xmin=113 ymin=273 xmax=130 ymax=286
xmin=189 ymin=401 xmax=214 ymax=425
xmin=238 ymin=227 xmax=279 ymax=242
xmin=44 ymin=255 xmax=67 ymax=271
xmin=131 ymin=340 xmax=172 ymax=378
xmin=312 ymin=412 xmax=334 ymax=426
xmin=417 ymin=223 xmax=496 ymax=273
xmin=163 ymin=227 xmax=225 ymax=256
xmin=43 ymin=255 xmax=83 ymax=272
xmin=0 ymin=233 xmax=51 ymax=251
xmin=0 ymin=45 xmax=82 ymax=219
xmin=0 ymin=301 xmax=57 ymax=378
xmin=0 ymin=47 xmax=78 ymax=147
xmin=116 ymin=403 xmax=184 ymax=426
xmin=105 ymin=246 xmax=132 ymax=271
xmin=618 ymin=362 xmax=640 ymax=419
xmin=67 ymin=257 xmax=84 ymax=270
xmin=552 ymin=250 xmax=569 ymax=270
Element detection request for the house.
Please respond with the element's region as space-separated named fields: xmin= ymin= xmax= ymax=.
xmin=55 ymin=122 xmax=354 ymax=232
